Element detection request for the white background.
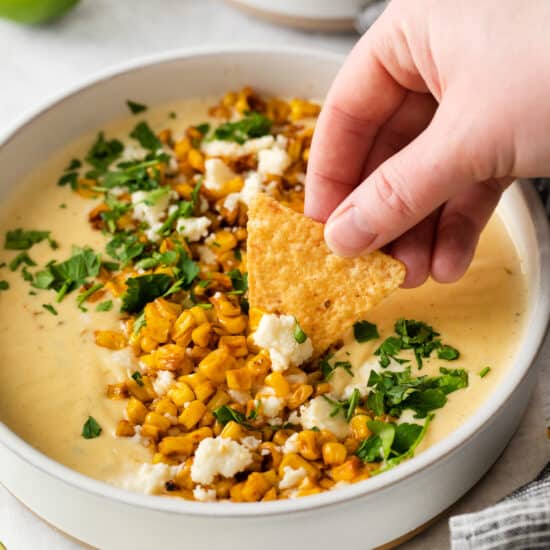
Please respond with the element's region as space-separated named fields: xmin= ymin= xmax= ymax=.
xmin=0 ymin=1 xmax=548 ymax=549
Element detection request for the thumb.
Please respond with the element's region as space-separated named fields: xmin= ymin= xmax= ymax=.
xmin=323 ymin=110 xmax=479 ymax=256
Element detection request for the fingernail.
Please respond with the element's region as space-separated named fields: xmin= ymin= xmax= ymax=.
xmin=325 ymin=205 xmax=377 ymax=256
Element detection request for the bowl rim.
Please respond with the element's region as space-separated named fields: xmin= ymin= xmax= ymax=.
xmin=1 ymin=45 xmax=549 ymax=518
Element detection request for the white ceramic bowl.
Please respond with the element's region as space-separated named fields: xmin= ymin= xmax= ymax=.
xmin=0 ymin=47 xmax=549 ymax=550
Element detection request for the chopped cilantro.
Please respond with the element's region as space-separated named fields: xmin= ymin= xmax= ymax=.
xmin=320 ymin=355 xmax=353 ymax=381
xmin=57 ymin=171 xmax=79 ymax=189
xmin=353 ymin=320 xmax=379 ymax=343
xmin=227 ymin=269 xmax=248 ymax=294
xmin=196 ymin=303 xmax=213 ymax=309
xmin=100 ymin=196 xmax=132 ymax=234
xmin=213 ymin=405 xmax=252 ymax=428
xmin=322 ymin=390 xmax=361 ymax=422
xmin=126 ymin=100 xmax=148 ymax=114
xmin=42 ymin=304 xmax=58 ymax=315
xmin=76 ymin=283 xmax=104 ymax=312
xmin=0 ymin=280 xmax=9 ymax=291
xmin=131 ymin=371 xmax=144 ymax=386
xmin=5 ymin=229 xmax=54 ymax=251
xmin=121 ymin=273 xmax=173 ymax=313
xmin=195 ymin=122 xmax=210 ymax=135
xmin=59 ymin=203 xmax=67 ymax=209
xmin=437 ymin=345 xmax=460 ymax=361
xmin=82 ymin=416 xmax=102 ymax=439
xmin=293 ymin=319 xmax=307 ymax=344
xmin=169 ymin=111 xmax=177 ymax=119
xmin=96 ymin=300 xmax=113 ymax=312
xmin=211 ymin=112 xmax=272 ymax=144
xmin=9 ymin=251 xmax=36 ymax=272
xmin=133 ymin=311 xmax=147 ymax=335
xmin=65 ymin=158 xmax=82 ymax=171
xmin=106 ymin=233 xmax=144 ymax=266
xmin=479 ymin=366 xmax=491 ymax=378
xmin=85 ymin=132 xmax=124 ymax=172
xmin=130 ymin=121 xmax=162 ymax=151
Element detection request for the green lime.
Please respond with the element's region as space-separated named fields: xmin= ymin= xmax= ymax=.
xmin=0 ymin=0 xmax=79 ymax=24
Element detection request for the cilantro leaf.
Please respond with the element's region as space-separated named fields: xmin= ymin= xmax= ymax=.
xmin=353 ymin=320 xmax=379 ymax=343
xmin=356 ymin=435 xmax=384 ymax=463
xmin=479 ymin=366 xmax=491 ymax=378
xmin=9 ymin=251 xmax=36 ymax=272
xmin=392 ymin=423 xmax=423 ymax=454
xmin=65 ymin=158 xmax=82 ymax=171
xmin=213 ymin=405 xmax=252 ymax=428
xmin=106 ymin=233 xmax=144 ymax=266
xmin=82 ymin=416 xmax=102 ymax=439
xmin=96 ymin=300 xmax=113 ymax=312
xmin=0 ymin=280 xmax=9 ymax=291
xmin=121 ymin=273 xmax=173 ymax=313
xmin=85 ymin=132 xmax=124 ymax=172
xmin=57 ymin=171 xmax=79 ymax=189
xmin=437 ymin=345 xmax=460 ymax=361
xmin=228 ymin=269 xmax=248 ymax=294
xmin=130 ymin=122 xmax=162 ymax=151
xmin=211 ymin=112 xmax=272 ymax=144
xmin=293 ymin=319 xmax=307 ymax=344
xmin=320 ymin=355 xmax=353 ymax=381
xmin=42 ymin=304 xmax=58 ymax=315
xmin=195 ymin=122 xmax=210 ymax=135
xmin=126 ymin=100 xmax=148 ymax=114
xmin=131 ymin=371 xmax=144 ymax=386
xmin=5 ymin=229 xmax=52 ymax=250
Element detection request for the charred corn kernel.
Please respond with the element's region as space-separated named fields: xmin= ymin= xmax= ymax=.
xmin=174 ymin=137 xmax=192 ymax=159
xmin=219 ymin=314 xmax=247 ymax=335
xmin=241 ymin=472 xmax=272 ymax=502
xmin=246 ymin=352 xmax=271 ymax=386
xmin=104 ymin=277 xmax=126 ymax=298
xmin=143 ymin=302 xmax=173 ymax=344
xmin=279 ymin=453 xmax=319 ymax=481
xmin=188 ymin=149 xmax=205 ymax=172
xmin=171 ymin=310 xmax=196 ymax=347
xmin=127 ymin=375 xmax=157 ymax=402
xmin=155 ymin=397 xmax=178 ymax=417
xmin=222 ymin=90 xmax=238 ymax=107
xmin=317 ymin=429 xmax=338 ymax=446
xmin=331 ymin=457 xmax=362 ymax=482
xmin=159 ymin=435 xmax=194 ymax=456
xmin=262 ymin=487 xmax=278 ymax=501
xmin=187 ymin=426 xmax=213 ymax=445
xmin=230 ymin=481 xmax=246 ymax=502
xmin=343 ymin=438 xmax=360 ymax=454
xmin=302 ymin=148 xmax=310 ymax=162
xmin=116 ymin=419 xmax=135 ymax=437
xmin=262 ymin=469 xmax=279 ymax=487
xmin=167 ymin=382 xmax=195 ymax=407
xmin=220 ymin=420 xmax=246 ymax=441
xmin=199 ymin=410 xmax=216 ymax=427
xmin=211 ymin=230 xmax=237 ymax=252
xmin=106 ymin=383 xmax=128 ymax=400
xmin=178 ymin=400 xmax=207 ymax=430
xmin=296 ymin=431 xmax=321 ymax=460
xmin=219 ymin=335 xmax=248 ymax=357
xmin=266 ymin=98 xmax=290 ymax=123
xmin=265 ymin=372 xmax=290 ymax=398
xmin=94 ymin=330 xmax=126 ymax=350
xmin=153 ymin=344 xmax=188 ymax=371
xmin=194 ymin=380 xmax=216 ymax=402
xmin=259 ymin=442 xmax=283 ymax=469
xmin=272 ymin=429 xmax=293 ymax=447
xmin=178 ymin=372 xmax=206 ymax=390
xmin=173 ymin=181 xmax=194 ymax=199
xmin=145 ymin=412 xmax=172 ymax=433
xmin=191 ymin=322 xmax=212 ymax=347
xmin=126 ymin=397 xmax=148 ymax=424
xmin=189 ymin=305 xmax=209 ymax=325
xmin=349 ymin=414 xmax=372 ymax=439
xmin=226 ymin=367 xmax=252 ymax=391
xmin=289 ymin=98 xmax=321 ymax=121
xmin=287 ymin=384 xmax=313 ymax=409
xmin=139 ymin=354 xmax=155 ymax=369
xmin=188 ymin=346 xmax=210 ymax=362
xmin=319 ymin=477 xmax=336 ymax=490
xmin=248 ymin=308 xmax=264 ymax=331
xmin=198 ymin=348 xmax=236 ymax=383
xmin=175 ymin=462 xmax=194 ymax=489
xmin=207 ymin=389 xmax=231 ymax=411
xmin=140 ymin=336 xmax=159 ymax=354
xmin=152 ymin=452 xmax=179 ymax=466
xmin=215 ymin=478 xmax=235 ymax=499
xmin=315 ymin=382 xmax=331 ymax=395
xmin=154 ymin=298 xmax=182 ymax=320
xmin=218 ymin=299 xmax=241 ymax=317
xmin=140 ymin=423 xmax=161 ymax=442
xmin=322 ymin=442 xmax=347 ymax=466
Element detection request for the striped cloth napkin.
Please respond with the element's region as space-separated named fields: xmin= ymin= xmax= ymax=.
xmin=450 ymin=462 xmax=550 ymax=549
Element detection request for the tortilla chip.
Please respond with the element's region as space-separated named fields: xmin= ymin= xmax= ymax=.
xmin=247 ymin=194 xmax=406 ymax=354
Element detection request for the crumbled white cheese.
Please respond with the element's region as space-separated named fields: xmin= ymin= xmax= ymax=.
xmin=109 ymin=186 xmax=128 ymax=197
xmin=396 ymin=409 xmax=423 ymax=425
xmin=282 ymin=432 xmax=299 ymax=454
xmin=253 ymin=313 xmax=313 ymax=371
xmin=202 ymin=135 xmax=275 ymax=158
xmin=227 ymin=389 xmax=251 ymax=405
xmin=287 ymin=411 xmax=301 ymax=425
xmin=259 ymin=395 xmax=284 ymax=418
xmin=117 ymin=463 xmax=179 ymax=495
xmin=203 ymin=158 xmax=236 ymax=191
xmin=241 ymin=436 xmax=262 ymax=450
xmin=193 ymin=485 xmax=217 ymax=502
xmin=152 ymin=370 xmax=175 ymax=396
xmin=176 ymin=216 xmax=211 ymax=242
xmin=299 ymin=396 xmax=349 ymax=439
xmin=196 ymin=245 xmax=217 ymax=266
xmin=279 ymin=466 xmax=307 ymax=490
xmin=191 ymin=437 xmax=253 ymax=485
xmin=223 ymin=171 xmax=264 ymax=211
xmin=258 ymin=147 xmax=291 ymax=176
xmin=131 ymin=190 xmax=171 ymax=227
xmin=285 ymin=372 xmax=308 ymax=385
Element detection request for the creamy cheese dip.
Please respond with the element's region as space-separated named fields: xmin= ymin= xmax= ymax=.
xmin=0 ymin=98 xmax=527 ymax=492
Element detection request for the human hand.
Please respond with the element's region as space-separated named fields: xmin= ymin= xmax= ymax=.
xmin=305 ymin=0 xmax=550 ymax=287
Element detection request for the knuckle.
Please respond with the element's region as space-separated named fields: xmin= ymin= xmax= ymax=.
xmin=372 ymin=165 xmax=418 ymax=220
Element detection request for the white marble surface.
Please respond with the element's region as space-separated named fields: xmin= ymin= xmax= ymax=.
xmin=0 ymin=2 xmax=548 ymax=549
